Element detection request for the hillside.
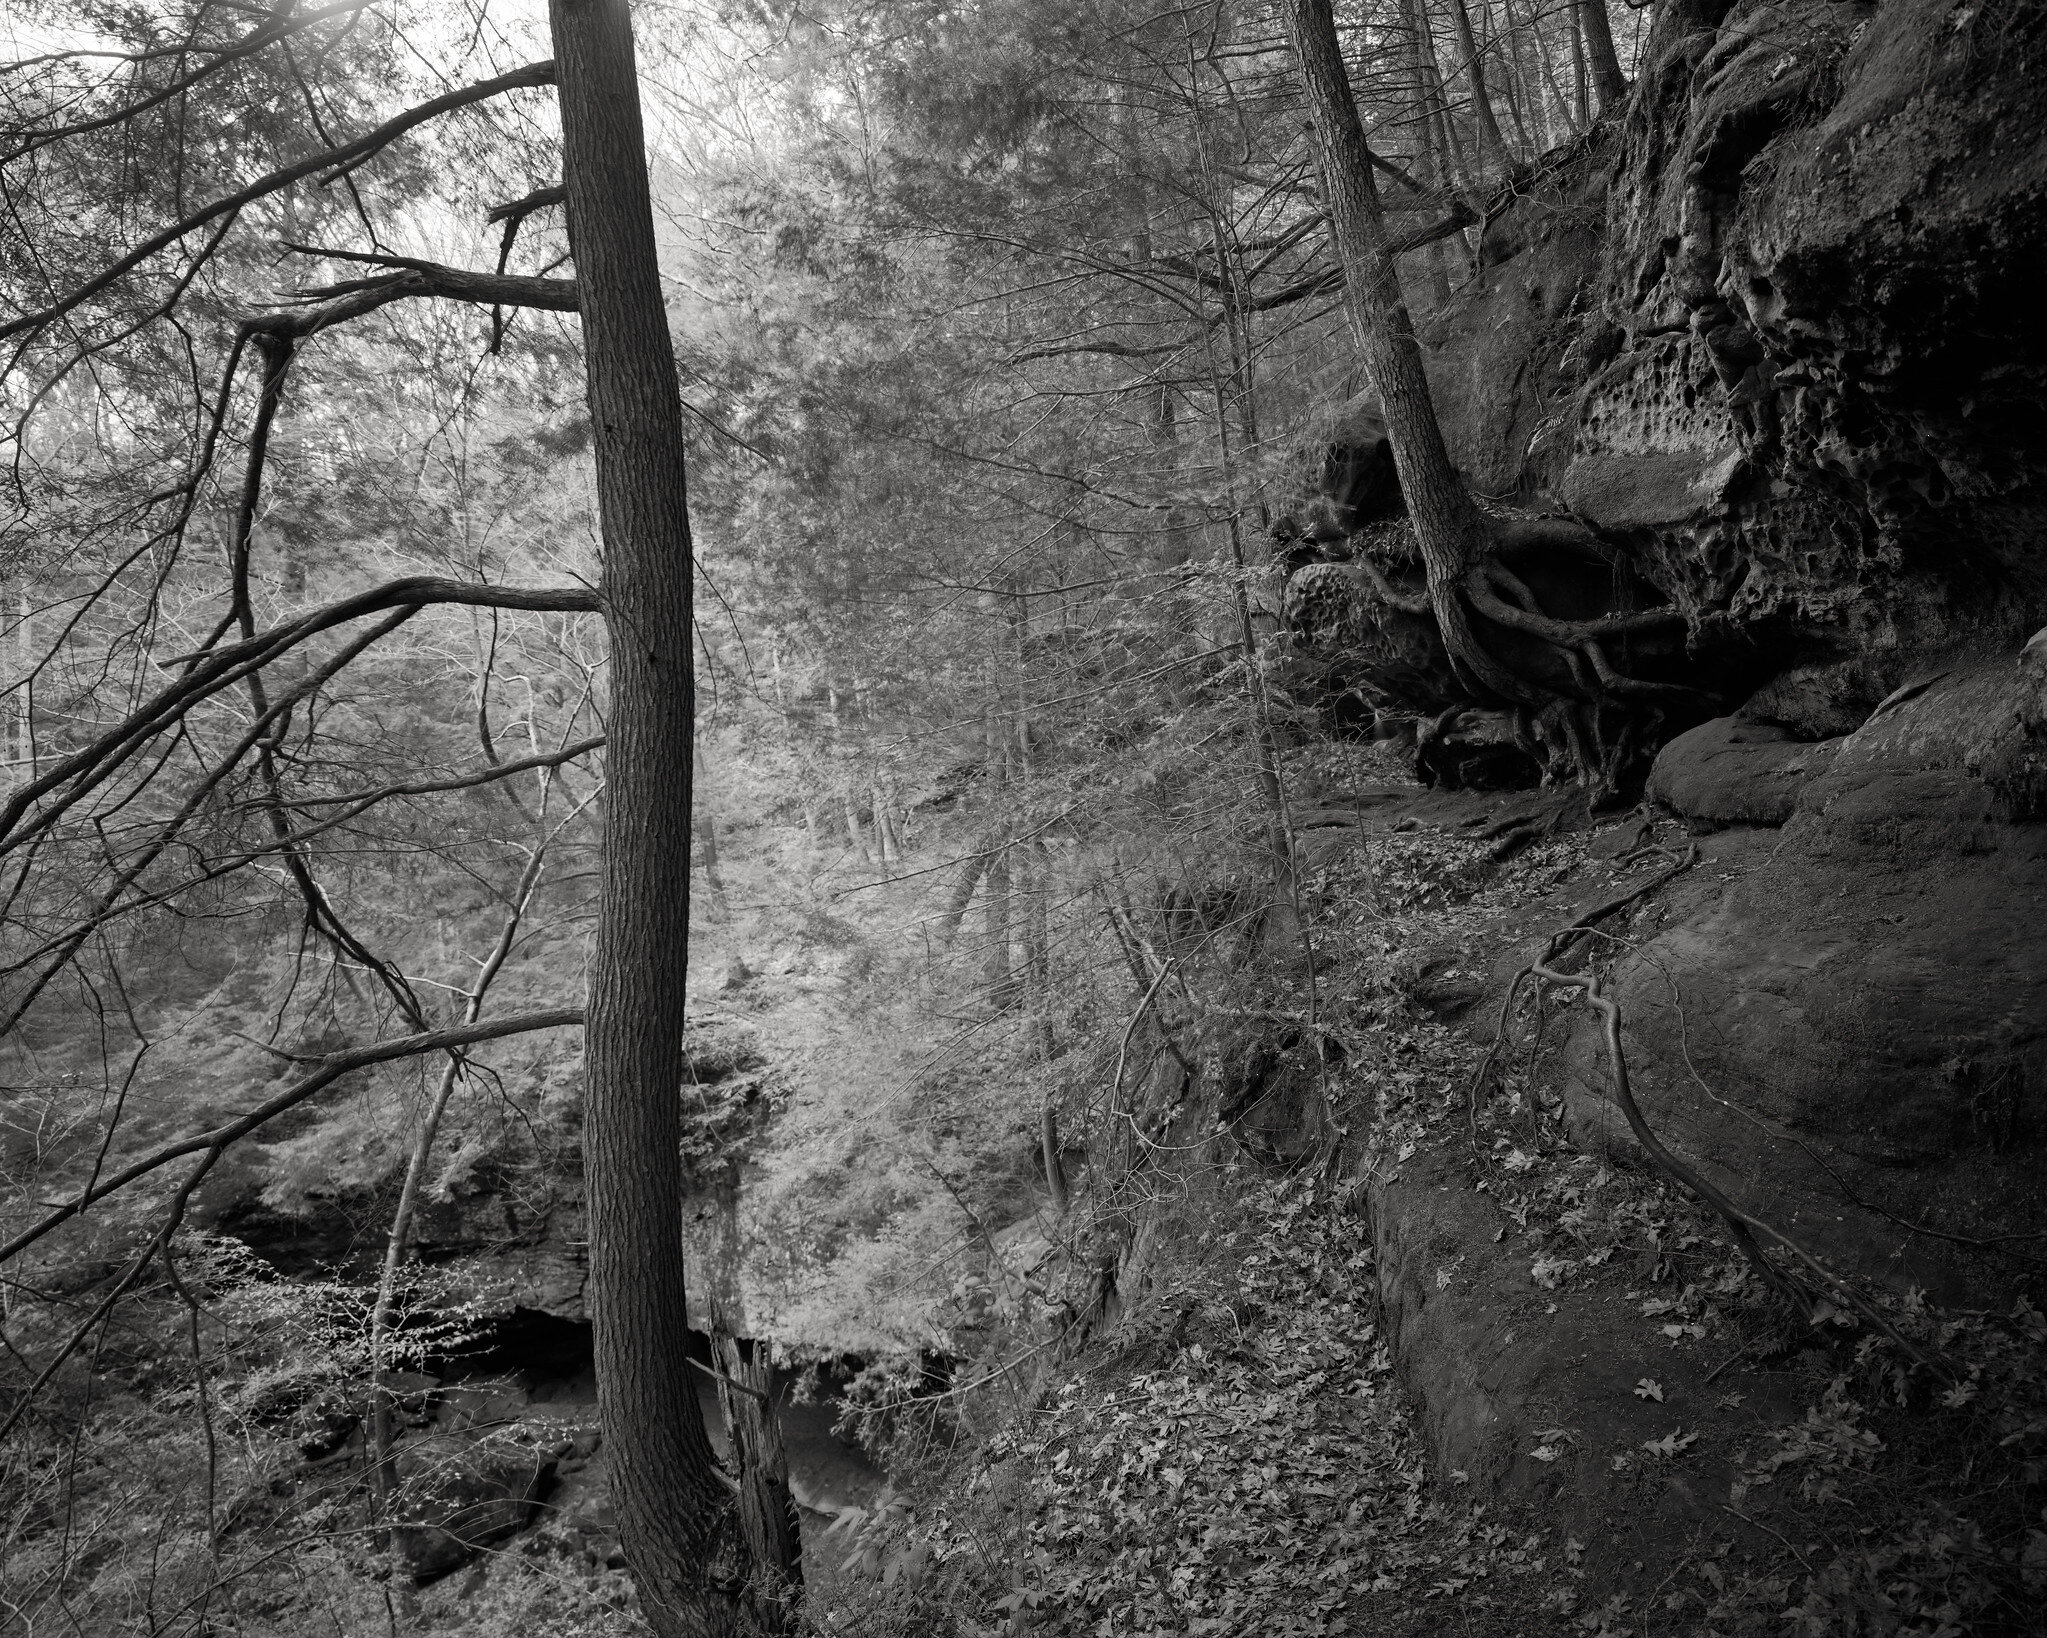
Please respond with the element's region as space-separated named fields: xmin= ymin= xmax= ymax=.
xmin=3 ymin=1 xmax=2044 ymax=1635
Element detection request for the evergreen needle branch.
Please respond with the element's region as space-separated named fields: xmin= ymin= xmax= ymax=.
xmin=1 ymin=1 xmax=381 ymax=164
xmin=0 ymin=61 xmax=560 ymax=346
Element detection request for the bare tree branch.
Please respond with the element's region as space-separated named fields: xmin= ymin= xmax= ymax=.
xmin=277 ymin=244 xmax=580 ymax=312
xmin=0 ymin=577 xmax=600 ymax=858
xmin=486 ymin=183 xmax=568 ymax=227
xmin=0 ymin=1009 xmax=586 ymax=1271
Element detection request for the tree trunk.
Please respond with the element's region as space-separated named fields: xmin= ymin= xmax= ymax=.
xmin=1408 ymin=0 xmax=1477 ymax=268
xmin=696 ymin=734 xmax=729 ymax=920
xmin=697 ymin=806 xmax=729 ymax=918
xmin=1489 ymin=0 xmax=1534 ymax=159
xmin=937 ymin=849 xmax=988 ymax=948
xmin=1402 ymin=0 xmax=1454 ymax=306
xmin=1521 ymin=0 xmax=1580 ymax=141
xmin=547 ymin=2 xmax=749 ymax=1633
xmin=1025 ymin=837 xmax=1065 ymax=1210
xmin=871 ymin=777 xmax=899 ymax=869
xmin=1041 ymin=1104 xmax=1069 ymax=1214
xmin=841 ymin=787 xmax=869 ymax=863
xmin=1570 ymin=1 xmax=1592 ymax=129
xmin=1577 ymin=0 xmax=1629 ymax=114
xmin=1281 ymin=0 xmax=1531 ymax=708
xmin=712 ymin=1335 xmax=802 ymax=1631
xmin=1444 ymin=0 xmax=1511 ymax=173
xmin=983 ymin=826 xmax=1015 ymax=1006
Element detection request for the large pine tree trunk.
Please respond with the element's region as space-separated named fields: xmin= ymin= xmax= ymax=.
xmin=547 ymin=2 xmax=751 ymax=1633
xmin=1282 ymin=0 xmax=1529 ymax=707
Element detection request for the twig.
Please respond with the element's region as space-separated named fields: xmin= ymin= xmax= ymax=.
xmin=1703 ymin=1348 xmax=1746 ymax=1385
xmin=1722 ymin=1506 xmax=1813 ymax=1576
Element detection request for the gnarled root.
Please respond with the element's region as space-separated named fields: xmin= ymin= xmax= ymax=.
xmin=1310 ymin=508 xmax=1703 ymax=789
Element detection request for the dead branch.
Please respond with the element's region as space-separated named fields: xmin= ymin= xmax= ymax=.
xmin=486 ymin=183 xmax=568 ymax=227
xmin=274 ymin=735 xmax=605 ymax=810
xmin=482 ymin=185 xmax=570 ymax=351
xmin=0 ymin=577 xmax=601 ymax=857
xmin=276 ymin=244 xmax=580 ymax=313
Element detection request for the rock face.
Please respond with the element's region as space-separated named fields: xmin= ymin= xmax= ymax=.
xmin=390 ymin=1431 xmax=562 ymax=1579
xmin=1312 ymin=6 xmax=2047 ymax=1578
xmin=1572 ymin=654 xmax=2047 ymax=1298
xmin=1287 ymin=0 xmax=2047 ymax=758
xmin=1578 ymin=0 xmax=2042 ymax=682
xmin=1644 ymin=714 xmax=1839 ymax=826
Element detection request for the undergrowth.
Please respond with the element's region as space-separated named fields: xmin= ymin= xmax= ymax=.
xmin=818 ymin=1170 xmax=1574 ymax=1637
xmin=819 ymin=800 xmax=2047 ymax=1638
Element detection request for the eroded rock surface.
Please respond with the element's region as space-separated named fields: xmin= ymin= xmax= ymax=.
xmin=390 ymin=1430 xmax=562 ymax=1580
xmin=1566 ymin=655 xmax=2047 ymax=1299
xmin=1282 ymin=0 xmax=2047 ymax=766
xmin=1646 ymin=713 xmax=1840 ymax=826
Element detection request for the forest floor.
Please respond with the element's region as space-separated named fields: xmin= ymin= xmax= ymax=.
xmin=814 ymin=1170 xmax=1582 ymax=1638
xmin=812 ymin=758 xmax=2047 ymax=1638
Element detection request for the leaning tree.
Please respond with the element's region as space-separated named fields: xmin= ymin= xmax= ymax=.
xmin=0 ymin=1 xmax=783 ymax=1631
xmin=1278 ymin=0 xmax=1693 ymax=791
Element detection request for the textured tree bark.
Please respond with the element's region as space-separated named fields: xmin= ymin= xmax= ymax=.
xmin=1443 ymin=0 xmax=1511 ymax=172
xmin=1570 ymin=1 xmax=1592 ymax=127
xmin=1577 ymin=0 xmax=1630 ymax=114
xmin=1282 ymin=0 xmax=1532 ymax=707
xmin=547 ymin=2 xmax=749 ymax=1633
xmin=712 ymin=1335 xmax=803 ymax=1631
xmin=1401 ymin=0 xmax=1454 ymax=304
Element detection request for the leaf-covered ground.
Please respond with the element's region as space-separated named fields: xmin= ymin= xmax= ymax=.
xmin=822 ymin=1175 xmax=1578 ymax=1636
xmin=818 ymin=774 xmax=2047 ymax=1638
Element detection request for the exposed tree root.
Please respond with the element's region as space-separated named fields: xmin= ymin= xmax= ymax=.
xmin=1470 ymin=847 xmax=1952 ymax=1382
xmin=1329 ymin=510 xmax=1705 ymax=790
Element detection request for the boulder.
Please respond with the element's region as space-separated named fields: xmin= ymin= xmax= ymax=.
xmin=1646 ymin=715 xmax=1841 ymax=828
xmin=390 ymin=1431 xmax=560 ymax=1580
xmin=1560 ymin=658 xmax=2047 ymax=1300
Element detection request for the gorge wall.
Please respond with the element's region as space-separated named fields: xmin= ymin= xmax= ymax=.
xmin=1296 ymin=0 xmax=2047 ymax=1558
